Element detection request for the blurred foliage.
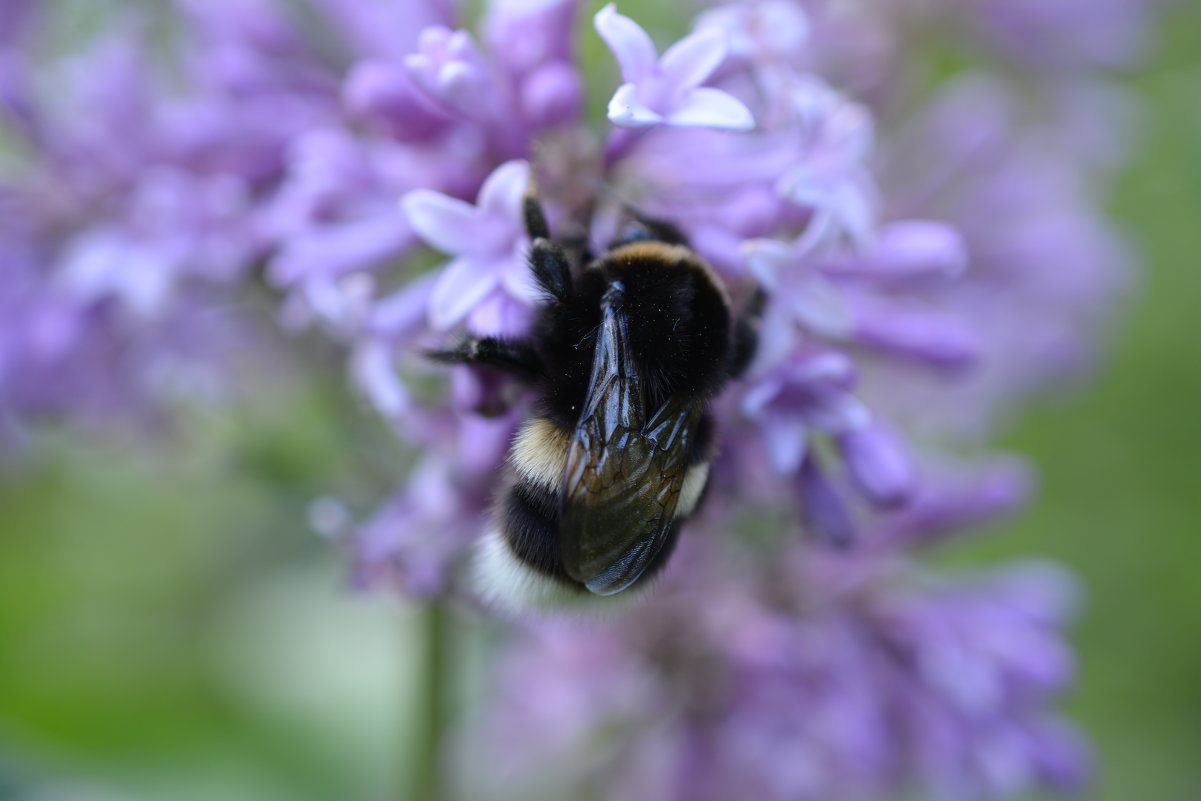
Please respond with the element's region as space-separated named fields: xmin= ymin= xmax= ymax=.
xmin=0 ymin=387 xmax=419 ymax=801
xmin=2 ymin=3 xmax=1201 ymax=800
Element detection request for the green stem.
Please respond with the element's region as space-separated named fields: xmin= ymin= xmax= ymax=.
xmin=412 ymin=598 xmax=451 ymax=801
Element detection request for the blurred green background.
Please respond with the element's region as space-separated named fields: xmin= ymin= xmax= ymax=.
xmin=2 ymin=4 xmax=1201 ymax=801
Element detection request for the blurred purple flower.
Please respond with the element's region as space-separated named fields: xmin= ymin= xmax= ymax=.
xmin=972 ymin=0 xmax=1156 ymax=71
xmin=870 ymin=76 xmax=1133 ymax=434
xmin=465 ymin=529 xmax=1087 ymax=801
xmin=0 ymin=18 xmax=280 ymax=439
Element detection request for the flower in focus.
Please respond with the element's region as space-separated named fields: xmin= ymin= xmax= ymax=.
xmin=402 ymin=160 xmax=540 ymax=335
xmin=595 ymin=3 xmax=754 ymax=131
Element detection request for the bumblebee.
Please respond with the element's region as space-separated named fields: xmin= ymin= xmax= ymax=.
xmin=430 ymin=183 xmax=762 ymax=612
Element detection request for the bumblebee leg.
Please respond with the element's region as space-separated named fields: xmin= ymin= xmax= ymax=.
xmin=523 ymin=178 xmax=551 ymax=241
xmin=426 ymin=336 xmax=544 ymax=381
xmin=529 ymin=238 xmax=573 ymax=303
xmin=523 ymin=175 xmax=574 ymax=303
xmin=729 ymin=285 xmax=767 ymax=379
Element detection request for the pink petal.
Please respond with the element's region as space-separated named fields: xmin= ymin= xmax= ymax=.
xmin=665 ymin=86 xmax=754 ymax=131
xmin=428 ymin=257 xmax=499 ymax=330
xmin=594 ymin=4 xmax=657 ymax=84
xmin=607 ymin=82 xmax=664 ymax=127
xmin=401 ymin=189 xmax=483 ymax=255
xmin=659 ymin=27 xmax=729 ymax=92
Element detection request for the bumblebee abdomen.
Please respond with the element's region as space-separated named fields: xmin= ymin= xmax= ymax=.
xmin=472 ymin=415 xmax=714 ymax=613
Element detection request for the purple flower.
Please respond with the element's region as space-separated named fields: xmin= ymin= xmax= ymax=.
xmin=5 ymin=2 xmax=1161 ymax=797
xmin=738 ymin=349 xmax=868 ymax=474
xmin=484 ymin=0 xmax=584 ymax=129
xmin=972 ymin=0 xmax=1155 ymax=71
xmin=401 ymin=159 xmax=539 ymax=335
xmin=466 ymin=534 xmax=1087 ymax=801
xmin=596 ymin=4 xmax=754 ymax=131
xmin=694 ymin=1 xmax=812 ymax=65
xmin=872 ymin=76 xmax=1131 ymax=433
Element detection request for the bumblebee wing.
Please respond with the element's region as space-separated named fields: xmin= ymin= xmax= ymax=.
xmin=558 ymin=283 xmax=703 ymax=595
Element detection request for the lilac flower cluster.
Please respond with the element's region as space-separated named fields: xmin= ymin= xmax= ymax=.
xmin=0 ymin=0 xmax=337 ymax=444
xmin=0 ymin=0 xmax=1164 ymax=798
xmin=469 ymin=548 xmax=1086 ymax=801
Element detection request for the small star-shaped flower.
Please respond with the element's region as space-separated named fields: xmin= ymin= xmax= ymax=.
xmin=595 ymin=4 xmax=755 ymax=132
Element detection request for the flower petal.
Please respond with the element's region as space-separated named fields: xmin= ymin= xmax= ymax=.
xmin=741 ymin=237 xmax=792 ymax=291
xmin=871 ymin=221 xmax=967 ymax=280
xmin=467 ymin=291 xmax=537 ymax=337
xmin=352 ymin=339 xmax=409 ymax=418
xmin=798 ymin=458 xmax=854 ymax=546
xmin=854 ymin=309 xmax=978 ymax=370
xmin=791 ymin=272 xmax=854 ymax=339
xmin=840 ymin=422 xmax=914 ymax=508
xmin=499 ymin=251 xmax=542 ymax=305
xmin=659 ymin=27 xmax=729 ymax=92
xmin=762 ymin=414 xmax=808 ymax=475
xmin=269 ymin=213 xmax=412 ymax=286
xmin=607 ymin=82 xmax=664 ymax=127
xmin=367 ymin=273 xmax=435 ymax=338
xmin=594 ymin=3 xmax=657 ymax=84
xmin=401 ymin=189 xmax=482 ymax=255
xmin=476 ymin=159 xmax=530 ymax=221
xmin=664 ymin=86 xmax=754 ymax=131
xmin=428 ymin=256 xmax=499 ymax=330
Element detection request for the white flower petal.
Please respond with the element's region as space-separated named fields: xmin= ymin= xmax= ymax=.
xmin=594 ymin=4 xmax=657 ymax=84
xmin=665 ymin=86 xmax=754 ymax=131
xmin=607 ymin=82 xmax=664 ymax=127
xmin=659 ymin=27 xmax=729 ymax=92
